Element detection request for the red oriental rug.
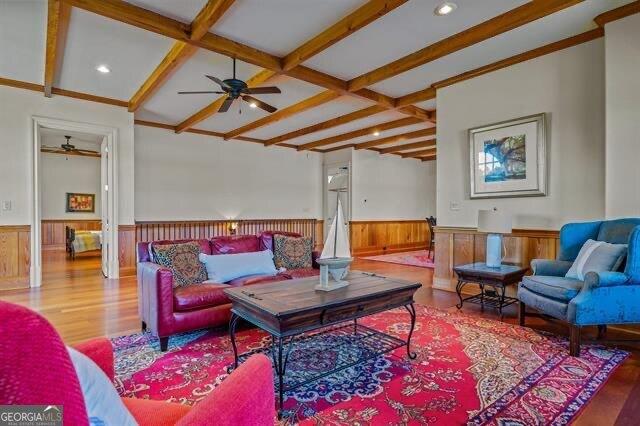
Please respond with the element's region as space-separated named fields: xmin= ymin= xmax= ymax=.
xmin=361 ymin=250 xmax=435 ymax=269
xmin=112 ymin=306 xmax=627 ymax=425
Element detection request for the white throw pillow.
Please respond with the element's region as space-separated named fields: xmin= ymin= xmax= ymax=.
xmin=199 ymin=249 xmax=277 ymax=283
xmin=565 ymin=239 xmax=627 ymax=281
xmin=67 ymin=347 xmax=138 ymax=426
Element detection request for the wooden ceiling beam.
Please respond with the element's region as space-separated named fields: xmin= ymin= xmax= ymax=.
xmin=594 ymin=0 xmax=640 ymax=27
xmin=421 ymin=156 xmax=437 ymax=162
xmin=223 ymin=90 xmax=341 ymax=140
xmin=264 ymin=105 xmax=387 ymax=146
xmin=379 ymin=139 xmax=436 ymax=154
xmin=354 ymin=127 xmax=436 ymax=150
xmin=44 ymin=0 xmax=71 ymax=97
xmin=347 ymin=0 xmax=583 ymax=92
xmin=282 ymin=0 xmax=408 ymax=71
xmin=128 ymin=0 xmax=236 ymax=112
xmin=66 ymin=0 xmax=431 ymax=123
xmin=297 ymin=116 xmax=422 ymax=151
xmin=395 ymin=87 xmax=436 ymax=108
xmin=400 ymin=147 xmax=436 ymax=158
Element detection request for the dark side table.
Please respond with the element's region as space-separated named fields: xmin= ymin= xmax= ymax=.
xmin=453 ymin=262 xmax=529 ymax=319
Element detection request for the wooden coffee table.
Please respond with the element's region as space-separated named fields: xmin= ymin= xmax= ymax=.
xmin=223 ymin=271 xmax=421 ymax=415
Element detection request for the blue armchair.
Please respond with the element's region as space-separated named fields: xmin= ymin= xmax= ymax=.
xmin=518 ymin=218 xmax=640 ymax=356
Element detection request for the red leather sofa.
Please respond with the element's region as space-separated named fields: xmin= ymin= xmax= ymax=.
xmin=137 ymin=231 xmax=319 ymax=350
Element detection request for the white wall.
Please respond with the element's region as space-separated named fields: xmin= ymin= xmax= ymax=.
xmin=436 ymin=40 xmax=605 ymax=230
xmin=134 ymin=125 xmax=323 ymax=220
xmin=0 ymin=86 xmax=134 ymax=225
xmin=351 ymin=149 xmax=436 ymax=220
xmin=605 ymin=13 xmax=640 ymax=218
xmin=40 ymin=151 xmax=101 ymax=220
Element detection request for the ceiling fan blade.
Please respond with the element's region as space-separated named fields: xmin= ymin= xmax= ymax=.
xmin=242 ymin=95 xmax=277 ymax=113
xmin=218 ymin=96 xmax=234 ymax=113
xmin=74 ymin=149 xmax=100 ymax=154
xmin=206 ymin=75 xmax=231 ymax=90
xmin=242 ymin=86 xmax=281 ymax=95
xmin=178 ymin=91 xmax=226 ymax=94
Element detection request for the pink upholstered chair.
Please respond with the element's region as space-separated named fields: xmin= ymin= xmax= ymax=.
xmin=0 ymin=301 xmax=275 ymax=426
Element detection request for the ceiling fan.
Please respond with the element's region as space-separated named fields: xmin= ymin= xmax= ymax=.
xmin=42 ymin=135 xmax=100 ymax=156
xmin=177 ymin=57 xmax=281 ymax=113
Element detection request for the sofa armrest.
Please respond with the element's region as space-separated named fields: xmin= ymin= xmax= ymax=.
xmin=176 ymin=354 xmax=275 ymax=426
xmin=138 ymin=262 xmax=175 ymax=336
xmin=531 ymin=259 xmax=573 ymax=276
xmin=583 ymin=271 xmax=630 ymax=290
xmin=312 ymin=250 xmax=321 ymax=269
xmin=73 ymin=338 xmax=114 ymax=381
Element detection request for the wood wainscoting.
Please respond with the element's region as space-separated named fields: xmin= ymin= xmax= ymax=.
xmin=135 ymin=219 xmax=319 ymax=244
xmin=433 ymin=226 xmax=560 ymax=292
xmin=350 ymin=220 xmax=429 ymax=257
xmin=0 ymin=225 xmax=30 ymax=290
xmin=118 ymin=225 xmax=137 ymax=277
xmin=41 ymin=219 xmax=101 ymax=251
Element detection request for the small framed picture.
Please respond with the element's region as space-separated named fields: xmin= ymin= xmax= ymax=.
xmin=66 ymin=193 xmax=95 ymax=213
xmin=469 ymin=113 xmax=547 ymax=199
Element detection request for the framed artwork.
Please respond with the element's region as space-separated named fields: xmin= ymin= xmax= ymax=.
xmin=469 ymin=113 xmax=547 ymax=199
xmin=66 ymin=193 xmax=95 ymax=213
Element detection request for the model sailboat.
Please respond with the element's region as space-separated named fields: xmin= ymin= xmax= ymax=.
xmin=315 ymin=198 xmax=353 ymax=291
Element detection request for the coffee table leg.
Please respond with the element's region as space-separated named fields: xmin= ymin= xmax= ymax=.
xmin=228 ymin=312 xmax=240 ymax=371
xmin=271 ymin=335 xmax=285 ymax=419
xmin=404 ymin=303 xmax=417 ymax=359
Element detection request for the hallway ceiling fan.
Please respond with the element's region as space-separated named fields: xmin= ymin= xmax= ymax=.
xmin=41 ymin=135 xmax=100 ymax=157
xmin=177 ymin=57 xmax=281 ymax=113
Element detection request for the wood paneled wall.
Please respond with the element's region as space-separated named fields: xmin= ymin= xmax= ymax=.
xmin=119 ymin=225 xmax=137 ymax=277
xmin=41 ymin=219 xmax=101 ymax=251
xmin=349 ymin=220 xmax=429 ymax=257
xmin=434 ymin=226 xmax=559 ymax=292
xmin=0 ymin=225 xmax=30 ymax=290
xmin=135 ymin=219 xmax=319 ymax=244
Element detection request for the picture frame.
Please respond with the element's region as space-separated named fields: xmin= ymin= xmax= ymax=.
xmin=469 ymin=113 xmax=547 ymax=199
xmin=66 ymin=193 xmax=95 ymax=213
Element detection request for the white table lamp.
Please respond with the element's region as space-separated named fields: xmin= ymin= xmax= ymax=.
xmin=478 ymin=209 xmax=512 ymax=268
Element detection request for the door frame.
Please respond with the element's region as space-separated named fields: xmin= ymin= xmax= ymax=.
xmin=30 ymin=116 xmax=119 ymax=287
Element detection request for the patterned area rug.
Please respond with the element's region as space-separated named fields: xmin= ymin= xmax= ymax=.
xmin=361 ymin=250 xmax=435 ymax=268
xmin=112 ymin=306 xmax=627 ymax=425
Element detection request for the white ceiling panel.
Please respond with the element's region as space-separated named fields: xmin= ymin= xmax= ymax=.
xmin=244 ymin=96 xmax=373 ymax=139
xmin=415 ymin=99 xmax=437 ymax=111
xmin=197 ymin=75 xmax=325 ymax=133
xmin=383 ymin=136 xmax=437 ymax=150
xmin=322 ymin=131 xmax=435 ymax=152
xmin=126 ymin=0 xmax=208 ymax=23
xmin=136 ymin=49 xmax=263 ymax=124
xmin=288 ymin=121 xmax=433 ymax=148
xmin=214 ymin=0 xmax=367 ymax=57
xmin=369 ymin=0 xmax=633 ymax=97
xmin=0 ymin=0 xmax=47 ymax=84
xmin=282 ymin=109 xmax=410 ymax=146
xmin=304 ymin=0 xmax=528 ymax=81
xmin=58 ymin=8 xmax=174 ymax=100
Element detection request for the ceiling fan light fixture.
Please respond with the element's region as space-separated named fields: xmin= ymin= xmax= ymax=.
xmin=434 ymin=2 xmax=457 ymax=16
xmin=249 ymin=102 xmax=257 ymax=108
xmin=96 ymin=64 xmax=111 ymax=74
xmin=373 ymin=131 xmax=380 ymax=137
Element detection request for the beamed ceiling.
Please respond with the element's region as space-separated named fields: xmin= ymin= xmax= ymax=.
xmin=1 ymin=0 xmax=638 ymax=160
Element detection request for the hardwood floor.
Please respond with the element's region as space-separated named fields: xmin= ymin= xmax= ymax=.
xmin=0 ymin=255 xmax=637 ymax=424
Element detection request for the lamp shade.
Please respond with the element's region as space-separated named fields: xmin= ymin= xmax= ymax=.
xmin=477 ymin=210 xmax=512 ymax=234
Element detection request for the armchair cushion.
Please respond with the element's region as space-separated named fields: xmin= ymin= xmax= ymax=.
xmin=73 ymin=338 xmax=114 ymax=381
xmin=173 ymin=283 xmax=231 ymax=312
xmin=565 ymin=239 xmax=627 ymax=280
xmin=597 ymin=218 xmax=640 ymax=244
xmin=122 ymin=398 xmax=191 ymax=426
xmin=520 ymin=275 xmax=583 ymax=302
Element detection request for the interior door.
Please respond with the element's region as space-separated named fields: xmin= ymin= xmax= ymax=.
xmin=100 ymin=137 xmax=109 ymax=277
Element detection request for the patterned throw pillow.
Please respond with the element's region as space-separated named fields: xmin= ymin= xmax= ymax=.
xmin=152 ymin=242 xmax=208 ymax=287
xmin=273 ymin=235 xmax=312 ymax=270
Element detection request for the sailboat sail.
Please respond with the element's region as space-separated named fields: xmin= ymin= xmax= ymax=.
xmin=321 ymin=198 xmax=351 ymax=259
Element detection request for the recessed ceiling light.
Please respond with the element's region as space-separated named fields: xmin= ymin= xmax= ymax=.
xmin=96 ymin=65 xmax=110 ymax=74
xmin=249 ymin=102 xmax=257 ymax=108
xmin=373 ymin=131 xmax=380 ymax=137
xmin=434 ymin=2 xmax=457 ymax=16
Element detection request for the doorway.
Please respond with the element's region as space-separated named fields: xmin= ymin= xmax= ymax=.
xmin=31 ymin=116 xmax=119 ymax=287
xmin=324 ymin=163 xmax=351 ymax=239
